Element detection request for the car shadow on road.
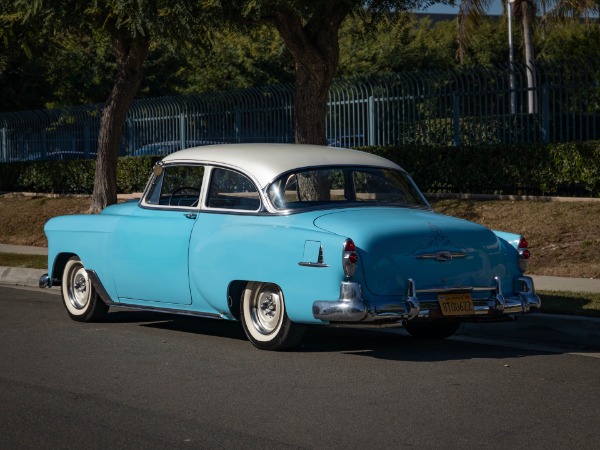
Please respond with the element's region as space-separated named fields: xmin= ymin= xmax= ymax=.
xmin=296 ymin=326 xmax=554 ymax=362
xmin=104 ymin=310 xmax=248 ymax=341
xmin=103 ymin=310 xmax=558 ymax=361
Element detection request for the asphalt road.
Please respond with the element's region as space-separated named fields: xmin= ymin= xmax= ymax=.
xmin=2 ymin=286 xmax=600 ymax=449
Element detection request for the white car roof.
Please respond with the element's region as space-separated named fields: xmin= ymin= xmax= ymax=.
xmin=161 ymin=143 xmax=402 ymax=189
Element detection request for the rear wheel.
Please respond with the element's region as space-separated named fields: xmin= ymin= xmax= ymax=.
xmin=240 ymin=282 xmax=305 ymax=350
xmin=61 ymin=257 xmax=108 ymax=322
xmin=404 ymin=319 xmax=461 ymax=340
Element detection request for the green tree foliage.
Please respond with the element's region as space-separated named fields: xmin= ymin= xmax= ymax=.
xmin=176 ymin=24 xmax=293 ymax=94
xmin=0 ymin=4 xmax=54 ymax=110
xmin=3 ymin=0 xmax=213 ymax=212
xmin=2 ymin=4 xmax=599 ymax=112
xmin=536 ymin=19 xmax=600 ymax=62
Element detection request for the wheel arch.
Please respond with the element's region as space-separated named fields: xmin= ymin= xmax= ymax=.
xmin=50 ymin=252 xmax=77 ymax=286
xmin=227 ymin=280 xmax=248 ymax=321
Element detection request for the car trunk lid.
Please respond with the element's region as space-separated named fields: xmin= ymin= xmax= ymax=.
xmin=313 ymin=207 xmax=505 ymax=296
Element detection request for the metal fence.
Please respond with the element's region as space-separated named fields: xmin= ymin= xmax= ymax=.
xmin=1 ymin=59 xmax=599 ymax=162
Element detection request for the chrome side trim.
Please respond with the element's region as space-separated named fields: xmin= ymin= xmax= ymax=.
xmin=298 ymin=262 xmax=329 ymax=268
xmin=86 ymin=269 xmax=227 ymax=320
xmin=109 ymin=304 xmax=225 ymax=320
xmin=86 ymin=270 xmax=115 ymax=305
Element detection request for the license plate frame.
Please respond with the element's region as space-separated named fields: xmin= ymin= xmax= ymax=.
xmin=438 ymin=293 xmax=474 ymax=316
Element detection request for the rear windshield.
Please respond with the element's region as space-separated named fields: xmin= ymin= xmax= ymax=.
xmin=267 ymin=167 xmax=428 ymax=211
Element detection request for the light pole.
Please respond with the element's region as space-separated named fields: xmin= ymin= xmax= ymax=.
xmin=507 ymin=0 xmax=516 ymax=115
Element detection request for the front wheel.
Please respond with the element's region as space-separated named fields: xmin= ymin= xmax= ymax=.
xmin=240 ymin=282 xmax=305 ymax=350
xmin=61 ymin=256 xmax=108 ymax=322
xmin=404 ymin=319 xmax=461 ymax=340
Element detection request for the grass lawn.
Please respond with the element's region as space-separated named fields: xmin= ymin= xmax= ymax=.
xmin=538 ymin=290 xmax=600 ymax=318
xmin=0 ymin=252 xmax=47 ymax=269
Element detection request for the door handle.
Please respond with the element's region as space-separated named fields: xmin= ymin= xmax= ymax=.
xmin=184 ymin=213 xmax=197 ymax=219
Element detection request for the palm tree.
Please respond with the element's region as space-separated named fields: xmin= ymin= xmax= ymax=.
xmin=457 ymin=0 xmax=598 ymax=114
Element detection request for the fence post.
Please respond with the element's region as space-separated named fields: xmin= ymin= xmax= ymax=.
xmin=453 ymin=93 xmax=460 ymax=147
xmin=125 ymin=118 xmax=133 ymax=155
xmin=235 ymin=109 xmax=241 ymax=143
xmin=179 ymin=113 xmax=186 ymax=149
xmin=541 ymin=84 xmax=549 ymax=144
xmin=1 ymin=127 xmax=6 ymax=161
xmin=41 ymin=129 xmax=47 ymax=159
xmin=368 ymin=95 xmax=375 ymax=146
xmin=83 ymin=122 xmax=90 ymax=158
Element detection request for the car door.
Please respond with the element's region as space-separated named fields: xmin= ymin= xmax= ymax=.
xmin=111 ymin=164 xmax=205 ymax=305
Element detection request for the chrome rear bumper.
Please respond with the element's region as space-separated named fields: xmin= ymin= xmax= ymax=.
xmin=312 ymin=276 xmax=541 ymax=323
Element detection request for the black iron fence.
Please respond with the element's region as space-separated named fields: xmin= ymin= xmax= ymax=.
xmin=1 ymin=59 xmax=599 ymax=162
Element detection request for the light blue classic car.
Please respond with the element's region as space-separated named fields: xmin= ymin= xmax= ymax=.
xmin=40 ymin=144 xmax=540 ymax=350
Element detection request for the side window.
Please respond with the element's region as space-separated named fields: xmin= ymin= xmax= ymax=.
xmin=146 ymin=165 xmax=204 ymax=207
xmin=206 ymin=168 xmax=260 ymax=211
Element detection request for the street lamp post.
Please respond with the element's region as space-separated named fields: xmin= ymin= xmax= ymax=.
xmin=507 ymin=0 xmax=516 ymax=115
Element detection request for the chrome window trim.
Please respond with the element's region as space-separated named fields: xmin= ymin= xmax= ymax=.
xmin=202 ymin=165 xmax=265 ymax=214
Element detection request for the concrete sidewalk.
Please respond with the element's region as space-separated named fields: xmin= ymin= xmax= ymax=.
xmin=0 ymin=244 xmax=47 ymax=255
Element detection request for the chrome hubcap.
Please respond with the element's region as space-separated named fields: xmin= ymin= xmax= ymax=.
xmin=251 ymin=286 xmax=283 ymax=335
xmin=69 ymin=267 xmax=89 ymax=310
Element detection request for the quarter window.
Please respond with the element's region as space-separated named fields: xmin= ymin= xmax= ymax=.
xmin=206 ymin=168 xmax=260 ymax=211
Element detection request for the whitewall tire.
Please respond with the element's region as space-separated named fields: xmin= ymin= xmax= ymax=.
xmin=240 ymin=282 xmax=305 ymax=350
xmin=61 ymin=256 xmax=108 ymax=322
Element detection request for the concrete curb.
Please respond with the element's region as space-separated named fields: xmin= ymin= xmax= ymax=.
xmin=0 ymin=266 xmax=46 ymax=288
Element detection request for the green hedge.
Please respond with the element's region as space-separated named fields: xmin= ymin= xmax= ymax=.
xmin=361 ymin=141 xmax=600 ymax=197
xmin=0 ymin=156 xmax=159 ymax=194
xmin=1 ymin=143 xmax=599 ymax=197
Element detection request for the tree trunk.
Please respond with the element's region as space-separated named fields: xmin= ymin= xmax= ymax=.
xmin=89 ymin=32 xmax=149 ymax=213
xmin=271 ymin=9 xmax=342 ymax=145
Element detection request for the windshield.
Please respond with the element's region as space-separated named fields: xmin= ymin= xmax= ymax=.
xmin=267 ymin=166 xmax=429 ymax=211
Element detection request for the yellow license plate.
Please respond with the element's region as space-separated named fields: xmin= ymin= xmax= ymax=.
xmin=438 ymin=293 xmax=474 ymax=316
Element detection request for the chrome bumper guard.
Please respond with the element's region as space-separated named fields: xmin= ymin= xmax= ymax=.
xmin=39 ymin=273 xmax=50 ymax=288
xmin=312 ymin=276 xmax=541 ymax=323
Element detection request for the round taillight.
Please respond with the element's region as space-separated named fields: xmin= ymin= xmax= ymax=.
xmin=522 ymin=249 xmax=531 ymax=260
xmin=349 ymin=253 xmax=358 ymax=263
